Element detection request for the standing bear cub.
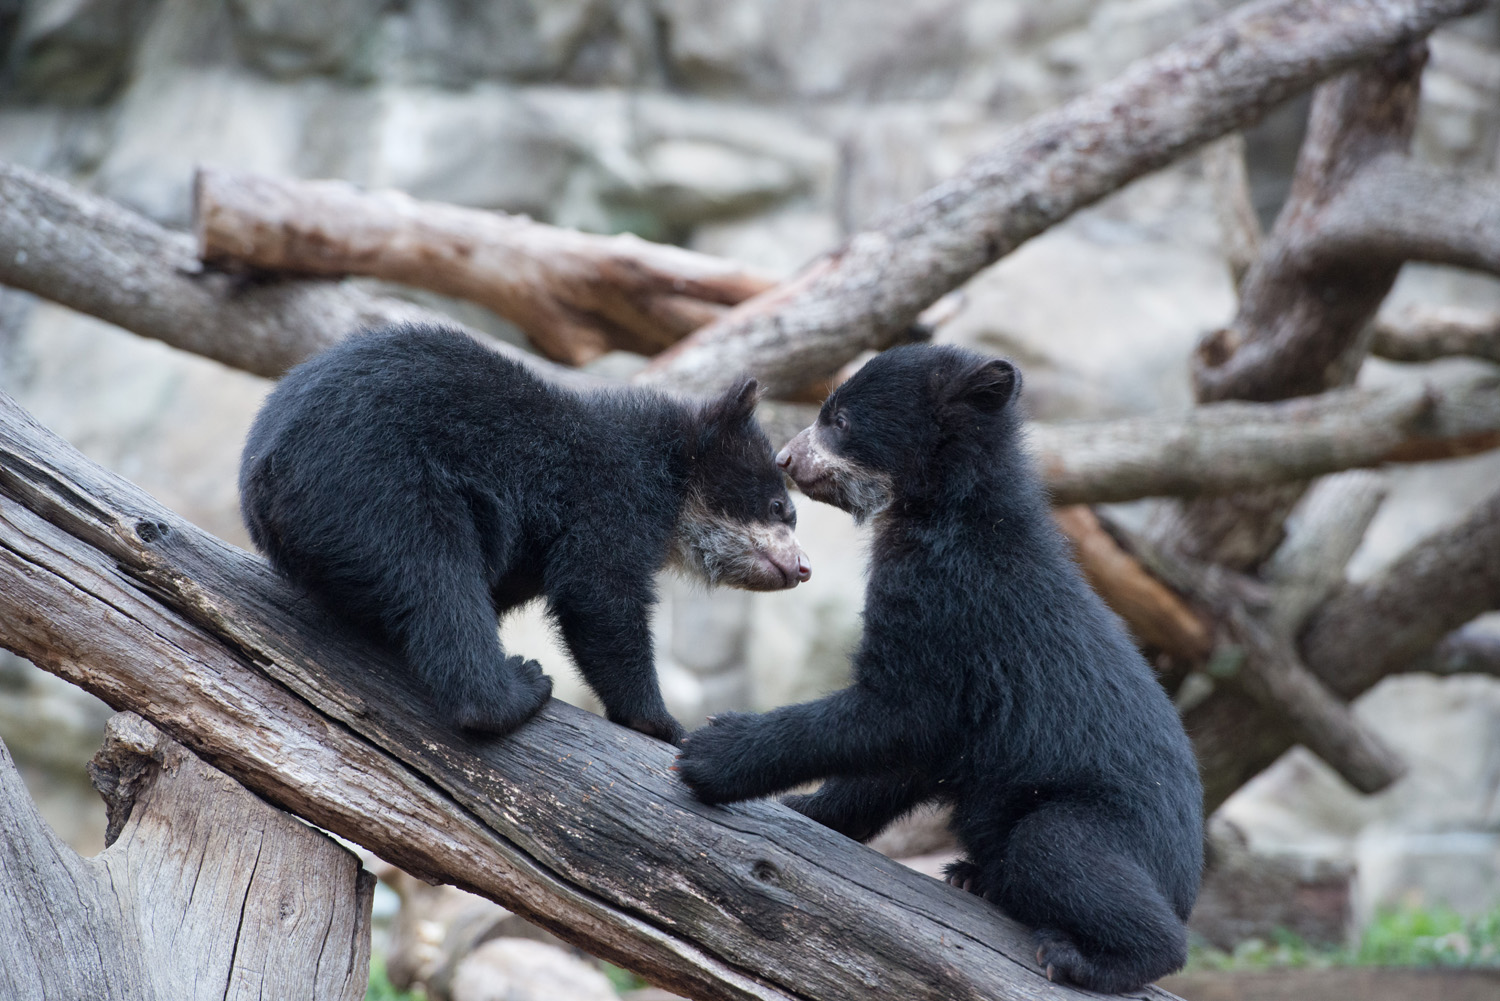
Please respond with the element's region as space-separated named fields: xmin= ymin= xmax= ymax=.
xmin=676 ymin=344 xmax=1202 ymax=993
xmin=240 ymin=324 xmax=809 ymax=744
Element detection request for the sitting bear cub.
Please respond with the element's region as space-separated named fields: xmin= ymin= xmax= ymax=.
xmin=676 ymin=344 xmax=1202 ymax=993
xmin=240 ymin=324 xmax=808 ymax=743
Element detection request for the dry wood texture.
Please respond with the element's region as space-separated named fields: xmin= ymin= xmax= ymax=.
xmin=642 ymin=0 xmax=1484 ymax=398
xmin=195 ymin=167 xmax=774 ymax=366
xmin=0 ymin=389 xmax=1180 ymax=1001
xmin=0 ymin=162 xmax=596 ymax=391
xmin=0 ymin=712 xmax=372 ymax=1000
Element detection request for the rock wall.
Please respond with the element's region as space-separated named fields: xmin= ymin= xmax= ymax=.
xmin=3 ymin=0 xmax=1500 ymax=934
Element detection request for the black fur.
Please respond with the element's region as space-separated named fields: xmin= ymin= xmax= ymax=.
xmin=675 ymin=344 xmax=1203 ymax=993
xmin=240 ymin=324 xmax=800 ymax=744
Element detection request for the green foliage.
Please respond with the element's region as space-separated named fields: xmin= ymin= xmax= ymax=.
xmin=1188 ymin=903 xmax=1500 ymax=972
xmin=600 ymin=961 xmax=649 ymax=994
xmin=366 ymin=959 xmax=422 ymax=1001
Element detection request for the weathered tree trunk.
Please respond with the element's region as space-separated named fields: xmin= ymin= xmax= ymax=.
xmin=0 ymin=389 xmax=1179 ymax=1001
xmin=0 ymin=712 xmax=373 ymax=1000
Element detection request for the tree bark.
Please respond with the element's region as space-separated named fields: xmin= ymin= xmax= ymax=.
xmin=0 ymin=712 xmax=373 ymax=1000
xmin=1312 ymin=156 xmax=1500 ymax=276
xmin=1033 ymin=367 xmax=1500 ymax=505
xmin=642 ymin=0 xmax=1483 ymax=398
xmin=0 ymin=389 xmax=1177 ymax=1001
xmin=194 ymin=167 xmax=775 ymax=367
xmin=1183 ymin=486 xmax=1500 ymax=811
xmin=0 ymin=162 xmax=595 ymax=390
xmin=1193 ymin=43 xmax=1427 ymax=405
xmin=1373 ymin=305 xmax=1500 ymax=363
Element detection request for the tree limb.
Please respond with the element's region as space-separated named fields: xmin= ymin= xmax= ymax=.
xmin=1115 ymin=527 xmax=1405 ymax=798
xmin=1373 ymin=305 xmax=1500 ymax=363
xmin=0 ymin=390 xmax=1167 ymax=1001
xmin=642 ymin=0 xmax=1483 ymax=397
xmin=1311 ymin=156 xmax=1500 ymax=277
xmin=1033 ymin=368 xmax=1500 ymax=505
xmin=1203 ymin=135 xmax=1264 ymax=293
xmin=0 ymin=162 xmax=595 ymax=390
xmin=1184 ymin=487 xmax=1500 ymax=810
xmin=1261 ymin=471 xmax=1388 ymax=634
xmin=194 ymin=167 xmax=775 ymax=367
xmin=1302 ymin=487 xmax=1500 ymax=698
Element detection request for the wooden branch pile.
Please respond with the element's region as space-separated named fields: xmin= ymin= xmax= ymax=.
xmin=4 ymin=0 xmax=1500 ymax=996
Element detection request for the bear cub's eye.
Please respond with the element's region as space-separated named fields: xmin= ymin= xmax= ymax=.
xmin=771 ymin=499 xmax=785 ymax=518
xmin=834 ymin=413 xmax=849 ymax=432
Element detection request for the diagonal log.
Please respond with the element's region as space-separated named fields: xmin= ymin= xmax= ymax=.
xmin=193 ymin=167 xmax=775 ymax=367
xmin=0 ymin=390 xmax=1178 ymax=1001
xmin=1119 ymin=527 xmax=1406 ymax=799
xmin=642 ymin=0 xmax=1484 ymax=397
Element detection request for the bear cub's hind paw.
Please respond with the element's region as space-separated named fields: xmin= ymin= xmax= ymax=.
xmin=451 ymin=656 xmax=553 ymax=735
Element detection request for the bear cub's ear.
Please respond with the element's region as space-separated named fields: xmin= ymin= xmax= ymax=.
xmin=956 ymin=358 xmax=1021 ymax=412
xmin=706 ymin=377 xmax=762 ymax=426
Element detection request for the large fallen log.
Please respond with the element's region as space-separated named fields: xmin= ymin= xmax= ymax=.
xmin=194 ymin=167 xmax=775 ymax=367
xmin=0 ymin=390 xmax=1179 ymax=1001
xmin=642 ymin=0 xmax=1485 ymax=397
xmin=0 ymin=713 xmax=373 ymax=1000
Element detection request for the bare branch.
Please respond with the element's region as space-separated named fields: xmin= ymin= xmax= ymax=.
xmin=0 ymin=390 xmax=1165 ymax=1001
xmin=194 ymin=167 xmax=775 ymax=366
xmin=1311 ymin=156 xmax=1500 ymax=276
xmin=1033 ymin=369 xmax=1500 ymax=505
xmin=1373 ymin=305 xmax=1500 ymax=363
xmin=1203 ymin=134 xmax=1264 ymax=292
xmin=1302 ymin=487 xmax=1500 ymax=698
xmin=1262 ymin=471 xmax=1388 ymax=634
xmin=0 ymin=162 xmax=597 ymax=390
xmin=1216 ymin=597 xmax=1407 ymax=795
xmin=1194 ymin=42 xmax=1426 ymax=404
xmin=1114 ymin=525 xmax=1404 ymax=795
xmin=643 ymin=0 xmax=1483 ymax=397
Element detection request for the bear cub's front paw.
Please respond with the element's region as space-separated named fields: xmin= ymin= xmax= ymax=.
xmin=675 ymin=712 xmax=758 ymax=804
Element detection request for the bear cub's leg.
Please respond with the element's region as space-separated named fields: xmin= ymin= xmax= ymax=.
xmin=396 ymin=557 xmax=553 ymax=735
xmin=953 ymin=805 xmax=1188 ymax=993
xmin=551 ymin=579 xmax=684 ymax=745
xmin=782 ymin=774 xmax=932 ymax=843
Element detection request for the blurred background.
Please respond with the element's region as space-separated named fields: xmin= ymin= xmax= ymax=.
xmin=3 ymin=0 xmax=1500 ymax=994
